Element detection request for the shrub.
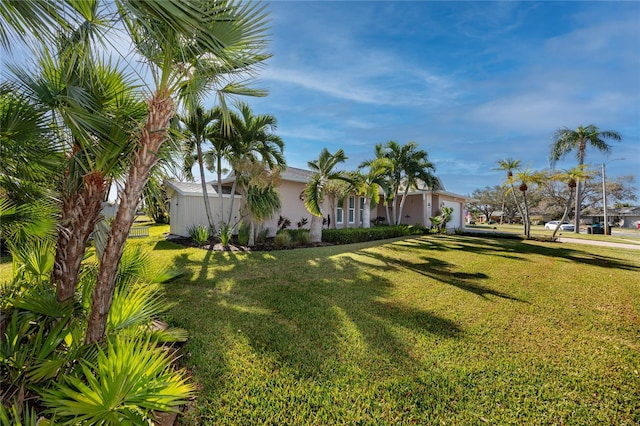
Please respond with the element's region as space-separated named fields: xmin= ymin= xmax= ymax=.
xmin=322 ymin=225 xmax=411 ymax=244
xmin=256 ymin=228 xmax=270 ymax=243
xmin=296 ymin=217 xmax=308 ymax=228
xmin=218 ymin=222 xmax=233 ymax=246
xmin=294 ymin=229 xmax=311 ymax=246
xmin=187 ymin=224 xmax=210 ymax=246
xmin=274 ymin=232 xmax=292 ymax=248
xmin=237 ymin=223 xmax=250 ymax=246
xmin=284 ymin=229 xmax=311 ymax=246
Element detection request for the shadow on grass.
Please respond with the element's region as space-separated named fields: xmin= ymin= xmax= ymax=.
xmin=394 ymin=235 xmax=640 ymax=272
xmin=164 ymin=244 xmax=463 ymax=384
xmin=160 ymin=233 xmax=638 ymax=390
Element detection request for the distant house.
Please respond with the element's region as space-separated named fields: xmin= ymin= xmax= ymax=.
xmin=165 ymin=167 xmax=469 ymax=237
xmin=582 ymin=206 xmax=640 ymax=229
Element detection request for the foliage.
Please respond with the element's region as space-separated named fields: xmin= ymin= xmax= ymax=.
xmin=273 ymin=231 xmax=292 ymax=248
xmin=237 ymin=222 xmax=250 ymax=246
xmin=40 ymin=335 xmax=194 ymax=425
xmin=218 ymin=222 xmax=234 ymax=247
xmin=188 ymin=224 xmax=210 ymax=246
xmin=297 ymin=217 xmax=309 ymax=228
xmin=278 ymin=215 xmax=291 ymax=230
xmin=322 ymin=225 xmax=412 ymax=244
xmin=1 ymin=238 xmax=190 ymax=423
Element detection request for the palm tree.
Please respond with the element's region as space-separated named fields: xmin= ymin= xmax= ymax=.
xmin=360 ymin=143 xmax=394 ymax=224
xmin=304 ymin=148 xmax=350 ymax=243
xmin=3 ymin=0 xmax=270 ymax=343
xmin=356 ymin=158 xmax=391 ymax=228
xmin=514 ymin=167 xmax=547 ymax=238
xmin=8 ymin=37 xmax=147 ymax=304
xmin=376 ymin=141 xmax=438 ymax=225
xmin=84 ymin=0 xmax=271 ymax=343
xmin=179 ymin=104 xmax=219 ymax=233
xmin=550 ymin=125 xmax=622 ymax=233
xmin=225 ymin=102 xmax=285 ymax=225
xmin=494 ymin=158 xmax=527 ymax=230
xmin=550 ymin=166 xmax=593 ymax=239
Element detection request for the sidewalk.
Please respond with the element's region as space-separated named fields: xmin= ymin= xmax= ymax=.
xmin=557 ymin=237 xmax=640 ymax=250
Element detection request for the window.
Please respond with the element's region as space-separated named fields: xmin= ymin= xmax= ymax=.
xmin=359 ymin=197 xmax=365 ymax=224
xmin=336 ymin=206 xmax=344 ymax=223
xmin=348 ymin=196 xmax=355 ymax=224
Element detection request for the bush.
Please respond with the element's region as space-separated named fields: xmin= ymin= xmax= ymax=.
xmin=218 ymin=222 xmax=233 ymax=246
xmin=237 ymin=223 xmax=250 ymax=246
xmin=274 ymin=232 xmax=292 ymax=248
xmin=322 ymin=225 xmax=412 ymax=244
xmin=187 ymin=224 xmax=210 ymax=246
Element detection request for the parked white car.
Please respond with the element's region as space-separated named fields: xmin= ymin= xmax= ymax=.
xmin=544 ymin=220 xmax=575 ymax=231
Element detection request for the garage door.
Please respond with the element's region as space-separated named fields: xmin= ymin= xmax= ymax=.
xmin=442 ymin=200 xmax=462 ymax=229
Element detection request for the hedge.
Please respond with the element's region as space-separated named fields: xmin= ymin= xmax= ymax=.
xmin=322 ymin=225 xmax=420 ymax=244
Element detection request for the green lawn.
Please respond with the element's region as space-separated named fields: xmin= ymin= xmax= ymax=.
xmin=158 ymin=234 xmax=638 ymax=425
xmin=1 ymin=231 xmax=638 ymax=424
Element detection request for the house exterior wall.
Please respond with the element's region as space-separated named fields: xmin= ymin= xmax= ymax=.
xmin=260 ymin=180 xmax=331 ymax=235
xmin=169 ymin=193 xmax=241 ymax=237
xmin=371 ymin=192 xmax=465 ymax=229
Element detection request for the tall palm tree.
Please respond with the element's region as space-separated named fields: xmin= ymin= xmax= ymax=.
xmin=514 ymin=167 xmax=547 ymax=238
xmin=179 ymin=104 xmax=219 ymax=233
xmin=304 ymin=148 xmax=350 ymax=243
xmin=225 ymin=102 xmax=285 ymax=225
xmin=494 ymin=158 xmax=526 ymax=229
xmin=550 ymin=125 xmax=622 ymax=233
xmin=377 ymin=141 xmax=438 ymax=225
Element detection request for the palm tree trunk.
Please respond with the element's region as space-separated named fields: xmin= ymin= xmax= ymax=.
xmin=573 ymin=180 xmax=581 ymax=233
xmin=397 ymin=188 xmax=410 ymax=225
xmin=227 ymin=178 xmax=239 ymax=225
xmin=552 ymin=188 xmax=575 ymax=239
xmin=309 ymin=214 xmax=323 ymax=243
xmin=521 ymin=190 xmax=530 ymax=238
xmin=53 ymin=173 xmax=108 ymax=302
xmin=390 ymin=192 xmax=398 ymax=225
xmin=362 ymin=197 xmax=371 ymax=228
xmin=217 ymin=157 xmax=224 ymax=229
xmin=248 ymin=219 xmax=255 ymax=246
xmin=196 ymin=142 xmax=215 ymax=233
xmin=385 ymin=198 xmax=392 ymax=225
xmin=509 ymin=183 xmax=526 ymax=236
xmin=85 ymin=90 xmax=174 ymax=344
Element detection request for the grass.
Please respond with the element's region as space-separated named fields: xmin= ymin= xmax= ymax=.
xmin=467 ymin=223 xmax=640 ymax=245
xmin=1 ymin=230 xmax=638 ymax=424
xmin=157 ymin=234 xmax=639 ymax=424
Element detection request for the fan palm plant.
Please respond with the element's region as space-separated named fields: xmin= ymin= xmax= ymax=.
xmin=550 ymin=125 xmax=622 ymax=233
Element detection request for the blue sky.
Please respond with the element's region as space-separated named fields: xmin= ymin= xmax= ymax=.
xmin=243 ymin=1 xmax=640 ymax=198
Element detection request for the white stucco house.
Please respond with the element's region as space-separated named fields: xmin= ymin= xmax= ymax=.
xmin=165 ymin=166 xmax=469 ymax=237
xmin=165 ymin=181 xmax=241 ymax=237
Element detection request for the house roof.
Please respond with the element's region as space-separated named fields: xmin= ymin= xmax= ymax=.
xmin=165 ymin=180 xmax=239 ymax=197
xmin=222 ymin=166 xmax=315 ymax=184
